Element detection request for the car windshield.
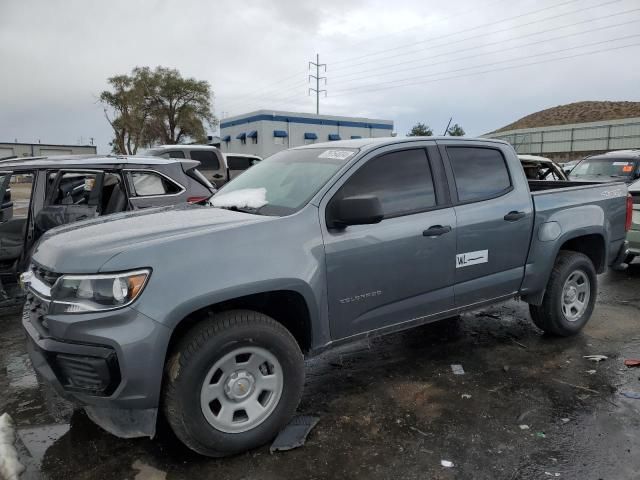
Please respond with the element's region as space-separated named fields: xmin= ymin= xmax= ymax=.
xmin=570 ymin=158 xmax=638 ymax=179
xmin=209 ymin=148 xmax=357 ymax=216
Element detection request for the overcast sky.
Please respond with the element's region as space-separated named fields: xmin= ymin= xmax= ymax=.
xmin=1 ymin=0 xmax=639 ymax=153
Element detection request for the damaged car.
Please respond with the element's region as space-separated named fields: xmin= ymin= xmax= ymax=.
xmin=0 ymin=155 xmax=214 ymax=306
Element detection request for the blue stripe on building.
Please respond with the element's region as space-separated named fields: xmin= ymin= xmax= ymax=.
xmin=221 ymin=114 xmax=393 ymax=130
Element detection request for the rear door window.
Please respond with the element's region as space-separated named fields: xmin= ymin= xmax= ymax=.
xmin=190 ymin=150 xmax=220 ymax=170
xmin=129 ymin=171 xmax=182 ymax=196
xmin=49 ymin=172 xmax=101 ymax=206
xmin=447 ymin=147 xmax=511 ymax=202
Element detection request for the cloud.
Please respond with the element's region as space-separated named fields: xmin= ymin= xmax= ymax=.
xmin=0 ymin=0 xmax=639 ymax=152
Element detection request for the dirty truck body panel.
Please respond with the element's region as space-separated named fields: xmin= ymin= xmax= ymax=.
xmin=23 ymin=137 xmax=629 ymax=440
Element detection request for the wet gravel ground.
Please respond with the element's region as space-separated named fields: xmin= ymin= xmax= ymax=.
xmin=2 ymin=266 xmax=640 ymax=479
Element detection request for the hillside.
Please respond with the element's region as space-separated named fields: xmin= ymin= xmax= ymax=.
xmin=494 ymin=101 xmax=640 ymax=132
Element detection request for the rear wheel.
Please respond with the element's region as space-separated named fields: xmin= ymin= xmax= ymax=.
xmin=529 ymin=251 xmax=597 ymax=336
xmin=163 ymin=310 xmax=305 ymax=457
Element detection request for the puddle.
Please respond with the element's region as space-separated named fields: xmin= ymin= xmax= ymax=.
xmin=6 ymin=354 xmax=38 ymax=390
xmin=18 ymin=423 xmax=70 ymax=465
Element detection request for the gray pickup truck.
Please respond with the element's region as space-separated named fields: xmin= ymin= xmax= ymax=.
xmin=22 ymin=137 xmax=631 ymax=457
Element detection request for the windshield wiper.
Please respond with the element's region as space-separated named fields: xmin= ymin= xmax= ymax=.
xmin=213 ymin=205 xmax=262 ymax=215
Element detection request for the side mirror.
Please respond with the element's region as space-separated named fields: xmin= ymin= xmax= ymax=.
xmin=329 ymin=195 xmax=384 ymax=228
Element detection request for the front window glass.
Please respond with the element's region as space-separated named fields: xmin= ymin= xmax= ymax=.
xmin=211 ymin=148 xmax=356 ymax=216
xmin=570 ymin=158 xmax=638 ymax=179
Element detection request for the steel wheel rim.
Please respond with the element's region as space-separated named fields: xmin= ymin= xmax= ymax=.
xmin=200 ymin=346 xmax=283 ymax=433
xmin=561 ymin=270 xmax=590 ymax=322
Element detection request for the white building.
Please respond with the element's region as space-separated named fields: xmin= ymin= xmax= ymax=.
xmin=0 ymin=141 xmax=97 ymax=159
xmin=219 ymin=110 xmax=394 ymax=158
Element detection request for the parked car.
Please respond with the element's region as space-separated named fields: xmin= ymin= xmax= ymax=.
xmin=0 ymin=154 xmax=214 ymax=304
xmin=625 ymin=179 xmax=640 ymax=264
xmin=518 ymin=154 xmax=567 ymax=181
xmin=145 ymin=145 xmax=261 ymax=187
xmin=22 ymin=137 xmax=630 ymax=457
xmin=568 ymin=150 xmax=640 ymax=183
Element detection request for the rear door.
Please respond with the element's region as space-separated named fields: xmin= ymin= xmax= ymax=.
xmin=35 ymin=170 xmax=104 ymax=235
xmin=439 ymin=141 xmax=534 ymax=306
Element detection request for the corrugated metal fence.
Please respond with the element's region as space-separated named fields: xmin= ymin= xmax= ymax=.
xmin=485 ymin=117 xmax=640 ymax=155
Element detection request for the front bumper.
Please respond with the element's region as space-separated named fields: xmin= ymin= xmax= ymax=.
xmin=23 ymin=286 xmax=171 ymax=438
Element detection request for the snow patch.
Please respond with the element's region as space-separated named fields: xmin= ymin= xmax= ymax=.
xmin=0 ymin=413 xmax=25 ymax=480
xmin=211 ymin=188 xmax=268 ymax=209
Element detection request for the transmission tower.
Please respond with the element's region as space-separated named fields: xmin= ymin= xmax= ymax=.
xmin=308 ymin=54 xmax=327 ymax=115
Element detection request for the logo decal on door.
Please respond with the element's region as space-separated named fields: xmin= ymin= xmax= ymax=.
xmin=456 ymin=250 xmax=488 ymax=268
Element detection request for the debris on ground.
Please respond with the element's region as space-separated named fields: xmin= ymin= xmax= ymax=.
xmin=0 ymin=413 xmax=25 ymax=480
xmin=461 ymin=394 xmax=472 ymax=399
xmin=440 ymin=460 xmax=454 ymax=468
xmin=586 ymin=370 xmax=597 ymax=375
xmin=620 ymin=391 xmax=640 ymax=400
xmin=519 ymin=425 xmax=530 ymax=430
xmin=624 ymin=359 xmax=640 ymax=367
xmin=409 ymin=426 xmax=429 ymax=437
xmin=132 ymin=460 xmax=167 ymax=480
xmin=511 ymin=338 xmax=527 ymax=349
xmin=561 ymin=418 xmax=570 ymax=423
xmin=553 ymin=379 xmax=600 ymax=394
xmin=517 ymin=409 xmax=536 ymax=422
xmin=451 ymin=364 xmax=465 ymax=375
xmin=544 ymin=472 xmax=561 ymax=477
xmin=583 ymin=355 xmax=608 ymax=362
xmin=536 ymin=432 xmax=546 ymax=439
xmin=270 ymin=416 xmax=320 ymax=453
xmin=503 ymin=365 xmax=510 ymax=372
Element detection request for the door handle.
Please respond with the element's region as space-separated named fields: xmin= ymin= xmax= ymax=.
xmin=423 ymin=225 xmax=452 ymax=237
xmin=504 ymin=211 xmax=526 ymax=222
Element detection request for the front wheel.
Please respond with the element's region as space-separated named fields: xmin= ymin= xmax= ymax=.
xmin=163 ymin=310 xmax=305 ymax=457
xmin=529 ymin=251 xmax=597 ymax=336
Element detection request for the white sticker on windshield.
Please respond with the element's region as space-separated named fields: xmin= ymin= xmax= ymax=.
xmin=318 ymin=150 xmax=354 ymax=160
xmin=613 ymin=162 xmax=631 ymax=166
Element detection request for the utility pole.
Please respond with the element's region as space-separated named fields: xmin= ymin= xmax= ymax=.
xmin=308 ymin=54 xmax=326 ymax=115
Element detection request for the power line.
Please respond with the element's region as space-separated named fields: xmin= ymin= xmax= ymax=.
xmin=329 ymin=16 xmax=640 ymax=89
xmin=330 ymin=3 xmax=637 ymax=82
xmin=329 ymin=0 xmax=586 ymax=68
xmin=308 ymin=54 xmax=327 ymax=114
xmin=329 ymin=36 xmax=640 ymax=97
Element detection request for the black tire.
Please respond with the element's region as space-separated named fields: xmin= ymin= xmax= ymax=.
xmin=529 ymin=251 xmax=597 ymax=336
xmin=163 ymin=310 xmax=305 ymax=457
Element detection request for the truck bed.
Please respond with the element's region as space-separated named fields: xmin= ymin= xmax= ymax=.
xmin=527 ymin=180 xmax=602 ymax=193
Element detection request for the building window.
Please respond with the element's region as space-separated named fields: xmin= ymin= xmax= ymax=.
xmin=236 ymin=133 xmax=247 ymax=145
xmin=273 ymin=130 xmax=288 ymax=145
xmin=247 ymin=131 xmax=258 ymax=144
xmin=304 ymin=132 xmax=317 ymax=145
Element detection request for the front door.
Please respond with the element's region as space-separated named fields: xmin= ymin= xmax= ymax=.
xmin=322 ymin=145 xmax=457 ymax=340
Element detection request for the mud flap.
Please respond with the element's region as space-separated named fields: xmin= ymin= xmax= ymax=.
xmin=84 ymin=406 xmax=157 ymax=439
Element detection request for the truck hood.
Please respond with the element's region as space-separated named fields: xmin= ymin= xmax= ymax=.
xmin=31 ymin=204 xmax=272 ymax=273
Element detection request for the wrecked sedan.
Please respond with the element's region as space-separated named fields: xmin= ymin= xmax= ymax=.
xmin=0 ymin=155 xmax=214 ymax=306
xmin=22 ymin=137 xmax=631 ymax=457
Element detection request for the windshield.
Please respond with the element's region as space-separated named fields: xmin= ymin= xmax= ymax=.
xmin=210 ymin=148 xmax=356 ymax=216
xmin=570 ymin=158 xmax=638 ymax=179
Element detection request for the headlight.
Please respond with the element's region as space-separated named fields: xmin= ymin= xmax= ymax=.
xmin=50 ymin=269 xmax=151 ymax=314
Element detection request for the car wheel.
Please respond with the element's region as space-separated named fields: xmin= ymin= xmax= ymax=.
xmin=529 ymin=251 xmax=597 ymax=336
xmin=163 ymin=310 xmax=305 ymax=457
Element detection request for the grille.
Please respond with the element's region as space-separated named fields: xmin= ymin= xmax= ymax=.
xmin=24 ymin=292 xmax=51 ymax=336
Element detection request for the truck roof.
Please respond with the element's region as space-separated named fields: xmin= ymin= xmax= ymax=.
xmin=0 ymin=154 xmax=200 ymax=170
xmin=292 ymin=136 xmax=510 ymax=152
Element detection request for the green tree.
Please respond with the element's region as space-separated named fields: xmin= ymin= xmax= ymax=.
xmin=141 ymin=66 xmax=216 ymax=145
xmin=99 ymin=74 xmax=149 ymax=155
xmin=100 ymin=66 xmax=216 ymax=154
xmin=407 ymin=122 xmax=433 ymax=136
xmin=447 ymin=123 xmax=465 ymax=136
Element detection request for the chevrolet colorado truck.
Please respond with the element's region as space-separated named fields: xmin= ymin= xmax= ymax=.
xmin=22 ymin=137 xmax=632 ymax=457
